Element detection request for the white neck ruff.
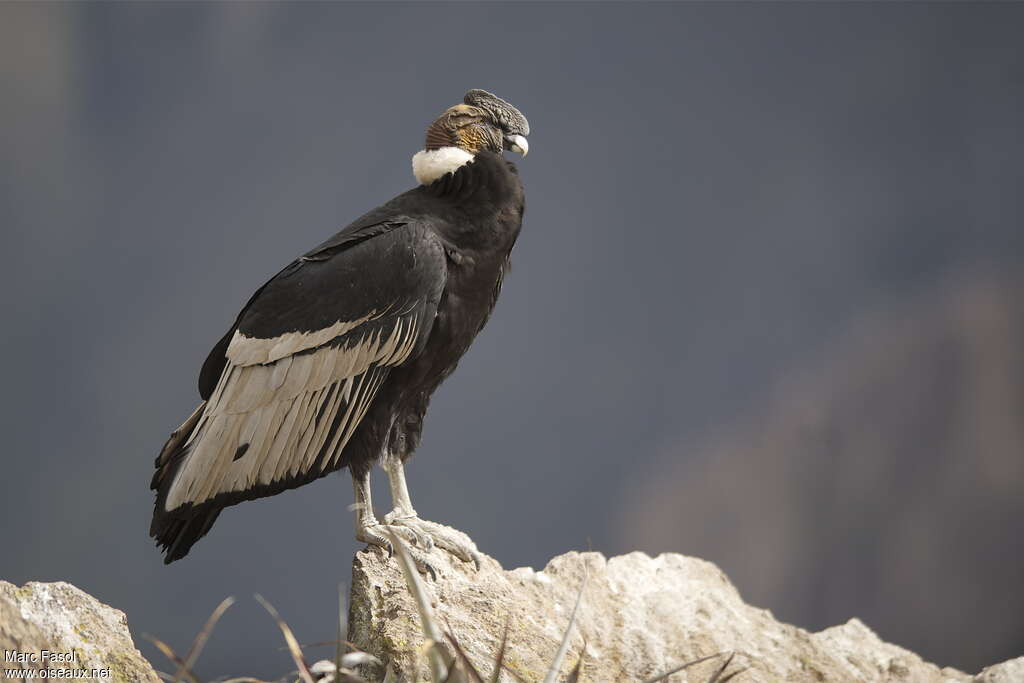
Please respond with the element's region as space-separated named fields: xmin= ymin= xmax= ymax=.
xmin=412 ymin=147 xmax=474 ymax=185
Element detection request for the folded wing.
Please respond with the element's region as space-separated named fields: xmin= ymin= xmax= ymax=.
xmin=151 ymin=220 xmax=447 ymax=561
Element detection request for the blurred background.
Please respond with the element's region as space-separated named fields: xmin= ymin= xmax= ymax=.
xmin=2 ymin=2 xmax=1022 ymax=678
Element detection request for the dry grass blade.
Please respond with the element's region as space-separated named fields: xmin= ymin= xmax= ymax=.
xmin=719 ymin=667 xmax=749 ymax=682
xmin=444 ymin=629 xmax=485 ymax=683
xmin=143 ymin=634 xmax=200 ymax=683
xmin=254 ymin=593 xmax=316 ymax=683
xmin=439 ymin=656 xmax=466 ymax=683
xmin=387 ymin=530 xmax=449 ymax=683
xmin=335 ymin=584 xmax=346 ymax=682
xmin=276 ymin=639 xmax=365 ymax=652
xmin=564 ymin=638 xmax=586 ymax=683
xmin=175 ymin=596 xmax=235 ymax=683
xmin=540 ymin=568 xmax=587 ymax=683
xmin=156 ymin=672 xmax=199 ymax=683
xmin=414 ymin=638 xmax=444 ymax=683
xmin=705 ymin=652 xmax=736 ymax=683
xmin=382 ymin=662 xmax=398 ymax=683
xmin=499 ymin=667 xmax=529 ymax=683
xmin=487 ymin=615 xmax=511 ymax=683
xmin=641 ymin=651 xmax=730 ymax=683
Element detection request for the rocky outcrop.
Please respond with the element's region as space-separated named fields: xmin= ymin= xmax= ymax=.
xmin=617 ymin=274 xmax=1024 ymax=672
xmin=348 ymin=547 xmax=1023 ymax=682
xmin=974 ymin=658 xmax=1024 ymax=683
xmin=0 ymin=581 xmax=159 ymax=682
xmin=2 ymin=553 xmax=1020 ymax=683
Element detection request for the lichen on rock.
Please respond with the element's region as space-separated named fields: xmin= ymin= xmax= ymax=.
xmin=0 ymin=580 xmax=159 ymax=683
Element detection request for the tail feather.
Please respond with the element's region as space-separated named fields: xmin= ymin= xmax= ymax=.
xmin=151 ymin=403 xmax=223 ymax=564
xmin=151 ymin=507 xmax=223 ymax=564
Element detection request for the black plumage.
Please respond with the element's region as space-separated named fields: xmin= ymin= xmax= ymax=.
xmin=150 ymin=91 xmax=528 ymax=564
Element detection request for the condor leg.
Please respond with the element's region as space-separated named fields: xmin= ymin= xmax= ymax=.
xmin=381 ymin=456 xmax=481 ymax=569
xmin=350 ymin=469 xmax=437 ymax=578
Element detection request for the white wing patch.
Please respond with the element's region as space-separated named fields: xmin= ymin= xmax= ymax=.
xmin=165 ymin=315 xmax=421 ymax=511
xmin=226 ymin=313 xmax=376 ymax=366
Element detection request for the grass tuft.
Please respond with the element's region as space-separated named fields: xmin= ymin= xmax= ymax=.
xmin=146 ymin=596 xmax=234 ymax=683
xmin=254 ymin=594 xmax=315 ymax=683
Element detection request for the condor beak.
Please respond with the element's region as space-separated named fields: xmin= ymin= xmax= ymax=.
xmin=505 ymin=134 xmax=529 ymax=157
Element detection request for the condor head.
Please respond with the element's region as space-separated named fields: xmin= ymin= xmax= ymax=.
xmin=413 ymin=89 xmax=529 ymax=185
xmin=426 ymin=90 xmax=528 ymax=156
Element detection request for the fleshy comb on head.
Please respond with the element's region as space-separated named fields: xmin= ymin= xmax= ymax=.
xmin=463 ymin=89 xmax=530 ymax=137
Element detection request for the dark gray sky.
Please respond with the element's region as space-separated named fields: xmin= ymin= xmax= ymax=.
xmin=2 ymin=2 xmax=1022 ymax=678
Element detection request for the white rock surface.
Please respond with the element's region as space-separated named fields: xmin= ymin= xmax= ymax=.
xmin=0 ymin=580 xmax=159 ymax=682
xmin=348 ymin=547 xmax=1022 ymax=682
xmin=974 ymin=658 xmax=1024 ymax=683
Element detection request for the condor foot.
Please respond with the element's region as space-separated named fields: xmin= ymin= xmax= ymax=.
xmin=382 ymin=512 xmax=482 ymax=570
xmin=356 ymin=520 xmax=439 ymax=579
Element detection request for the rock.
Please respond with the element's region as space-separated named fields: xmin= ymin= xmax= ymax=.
xmin=348 ymin=547 xmax=1020 ymax=682
xmin=0 ymin=580 xmax=159 ymax=682
xmin=974 ymin=657 xmax=1024 ymax=682
xmin=617 ymin=274 xmax=1024 ymax=673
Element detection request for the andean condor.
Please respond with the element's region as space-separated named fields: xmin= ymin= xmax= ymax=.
xmin=150 ymin=89 xmax=529 ymax=571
